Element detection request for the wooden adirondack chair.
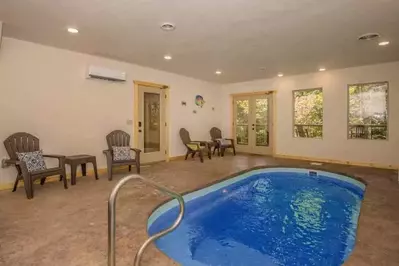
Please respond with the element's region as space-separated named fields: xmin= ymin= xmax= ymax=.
xmin=209 ymin=127 xmax=236 ymax=157
xmin=103 ymin=130 xmax=141 ymax=180
xmin=3 ymin=132 xmax=67 ymax=199
xmin=179 ymin=128 xmax=211 ymax=163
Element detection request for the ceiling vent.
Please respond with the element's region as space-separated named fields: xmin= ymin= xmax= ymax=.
xmin=86 ymin=65 xmax=126 ymax=82
xmin=358 ymin=33 xmax=380 ymax=41
xmin=160 ymin=23 xmax=176 ymax=31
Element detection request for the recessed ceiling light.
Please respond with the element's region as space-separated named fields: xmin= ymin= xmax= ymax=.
xmin=164 ymin=55 xmax=172 ymax=60
xmin=319 ymin=68 xmax=326 ymax=72
xmin=358 ymin=33 xmax=380 ymax=41
xmin=67 ymin=28 xmax=79 ymax=34
xmin=215 ymin=70 xmax=222 ymax=75
xmin=160 ymin=23 xmax=176 ymax=31
xmin=378 ymin=41 xmax=390 ymax=46
xmin=277 ymin=73 xmax=283 ymax=77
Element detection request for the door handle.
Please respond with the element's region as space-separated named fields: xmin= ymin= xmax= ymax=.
xmin=138 ymin=130 xmax=142 ymax=133
xmin=138 ymin=121 xmax=142 ymax=127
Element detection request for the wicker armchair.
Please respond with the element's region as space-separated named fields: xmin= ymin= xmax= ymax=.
xmin=103 ymin=130 xmax=141 ymax=180
xmin=209 ymin=127 xmax=236 ymax=157
xmin=3 ymin=132 xmax=67 ymax=199
xmin=179 ymin=128 xmax=211 ymax=163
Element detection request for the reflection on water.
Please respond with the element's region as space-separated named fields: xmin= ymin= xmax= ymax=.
xmin=291 ymin=189 xmax=326 ymax=233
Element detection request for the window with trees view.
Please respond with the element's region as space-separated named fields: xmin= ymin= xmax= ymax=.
xmin=348 ymin=82 xmax=388 ymax=140
xmin=293 ymin=88 xmax=323 ymax=138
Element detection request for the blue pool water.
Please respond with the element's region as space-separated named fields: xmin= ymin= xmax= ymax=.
xmin=148 ymin=168 xmax=365 ymax=266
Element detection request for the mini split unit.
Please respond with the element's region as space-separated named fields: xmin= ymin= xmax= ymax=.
xmin=86 ymin=65 xmax=127 ymax=82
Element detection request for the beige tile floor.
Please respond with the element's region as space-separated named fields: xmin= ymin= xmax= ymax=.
xmin=0 ymin=155 xmax=398 ymax=266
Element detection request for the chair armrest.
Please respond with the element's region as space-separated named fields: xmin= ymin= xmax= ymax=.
xmin=192 ymin=140 xmax=208 ymax=146
xmin=103 ymin=149 xmax=112 ymax=155
xmin=186 ymin=142 xmax=201 ymax=150
xmin=225 ymin=138 xmax=234 ymax=141
xmin=130 ymin=148 xmax=142 ymax=154
xmin=1 ymin=158 xmax=29 ymax=176
xmin=43 ymin=154 xmax=65 ymax=168
xmin=2 ymin=159 xmax=20 ymax=167
xmin=43 ymin=154 xmax=65 ymax=159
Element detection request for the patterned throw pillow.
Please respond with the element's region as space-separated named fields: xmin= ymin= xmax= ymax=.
xmin=112 ymin=146 xmax=132 ymax=161
xmin=16 ymin=150 xmax=47 ymax=173
xmin=216 ymin=138 xmax=231 ymax=146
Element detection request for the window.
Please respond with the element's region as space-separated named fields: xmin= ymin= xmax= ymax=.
xmin=293 ymin=88 xmax=323 ymax=138
xmin=348 ymin=82 xmax=388 ymax=140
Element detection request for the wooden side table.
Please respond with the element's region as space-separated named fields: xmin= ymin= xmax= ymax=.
xmin=65 ymin=155 xmax=99 ymax=185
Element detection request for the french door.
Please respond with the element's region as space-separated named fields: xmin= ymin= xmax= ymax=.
xmin=137 ymin=85 xmax=167 ymax=163
xmin=233 ymin=93 xmax=273 ymax=155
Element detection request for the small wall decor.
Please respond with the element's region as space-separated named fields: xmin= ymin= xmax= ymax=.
xmin=193 ymin=110 xmax=197 ymax=114
xmin=195 ymin=95 xmax=205 ymax=108
xmin=212 ymin=107 xmax=215 ymax=111
xmin=181 ymin=101 xmax=187 ymax=106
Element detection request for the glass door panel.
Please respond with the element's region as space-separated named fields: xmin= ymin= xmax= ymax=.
xmin=138 ymin=85 xmax=166 ymax=163
xmin=143 ymin=92 xmax=161 ymax=153
xmin=255 ymin=98 xmax=269 ymax=146
xmin=235 ymin=99 xmax=250 ymax=145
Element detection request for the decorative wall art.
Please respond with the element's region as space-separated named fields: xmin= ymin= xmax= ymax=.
xmin=195 ymin=95 xmax=205 ymax=108
xmin=181 ymin=101 xmax=187 ymax=106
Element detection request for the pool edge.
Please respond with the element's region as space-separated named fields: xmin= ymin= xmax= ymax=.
xmin=147 ymin=165 xmax=367 ymax=230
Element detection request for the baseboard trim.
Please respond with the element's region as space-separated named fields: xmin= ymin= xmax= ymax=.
xmin=274 ymin=154 xmax=398 ymax=170
xmin=0 ymin=166 xmax=129 ymax=191
xmin=168 ymin=155 xmax=186 ymax=161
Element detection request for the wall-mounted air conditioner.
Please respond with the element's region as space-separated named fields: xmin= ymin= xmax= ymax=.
xmin=86 ymin=65 xmax=127 ymax=82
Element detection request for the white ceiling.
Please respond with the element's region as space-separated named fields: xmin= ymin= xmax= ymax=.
xmin=1 ymin=0 xmax=398 ymax=83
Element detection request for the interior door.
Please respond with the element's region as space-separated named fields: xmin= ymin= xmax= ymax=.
xmin=138 ymin=85 xmax=166 ymax=163
xmin=233 ymin=93 xmax=273 ymax=155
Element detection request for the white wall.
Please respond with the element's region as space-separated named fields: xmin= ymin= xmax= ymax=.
xmin=221 ymin=62 xmax=399 ymax=167
xmin=0 ymin=38 xmax=222 ymax=185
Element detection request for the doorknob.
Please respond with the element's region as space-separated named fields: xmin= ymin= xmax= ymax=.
xmin=138 ymin=130 xmax=142 ymax=133
xmin=138 ymin=121 xmax=142 ymax=127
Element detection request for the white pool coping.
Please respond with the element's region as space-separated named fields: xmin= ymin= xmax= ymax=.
xmin=147 ymin=167 xmax=366 ymax=229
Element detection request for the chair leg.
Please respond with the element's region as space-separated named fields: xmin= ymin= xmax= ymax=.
xmin=208 ymin=149 xmax=211 ymax=160
xmin=92 ymin=160 xmax=99 ymax=180
xmin=107 ymin=165 xmax=113 ymax=181
xmin=62 ymin=169 xmax=68 ymax=189
xmin=23 ymin=176 xmax=33 ymax=199
xmin=40 ymin=177 xmax=46 ymax=185
xmin=213 ymin=147 xmax=217 ymax=155
xmin=129 ymin=165 xmax=132 ymax=172
xmin=185 ymin=151 xmax=190 ymax=160
xmin=199 ymin=150 xmax=204 ymax=163
xmin=191 ymin=152 xmax=195 ymax=158
xmin=232 ymin=145 xmax=236 ymax=156
xmin=12 ymin=178 xmax=20 ymax=192
xmin=221 ymin=147 xmax=226 ymax=157
xmin=136 ymin=161 xmax=140 ymax=174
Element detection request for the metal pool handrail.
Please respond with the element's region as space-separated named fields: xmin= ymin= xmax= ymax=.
xmin=108 ymin=174 xmax=185 ymax=266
